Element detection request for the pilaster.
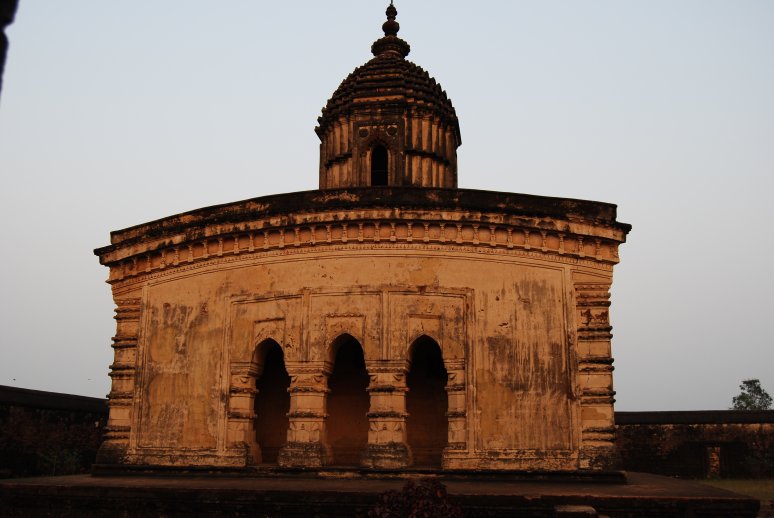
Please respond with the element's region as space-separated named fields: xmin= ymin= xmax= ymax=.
xmin=361 ymin=361 xmax=412 ymax=468
xmin=574 ymin=282 xmax=620 ymax=470
xmin=277 ymin=362 xmax=332 ymax=467
xmin=226 ymin=362 xmax=260 ymax=464
xmin=96 ymin=297 xmax=140 ymax=465
xmin=443 ymin=360 xmax=467 ymax=462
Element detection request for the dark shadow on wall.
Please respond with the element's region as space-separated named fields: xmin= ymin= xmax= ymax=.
xmin=254 ymin=340 xmax=291 ymax=465
xmin=407 ymin=336 xmax=448 ymax=468
xmin=327 ymin=335 xmax=370 ymax=466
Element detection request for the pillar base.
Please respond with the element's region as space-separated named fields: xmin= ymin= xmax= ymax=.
xmin=360 ymin=442 xmax=413 ymax=469
xmin=579 ymin=446 xmax=621 ymax=471
xmin=94 ymin=440 xmax=128 ymax=466
xmin=277 ymin=442 xmax=331 ymax=468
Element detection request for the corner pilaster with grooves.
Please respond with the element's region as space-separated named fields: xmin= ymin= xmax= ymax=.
xmin=96 ymin=297 xmax=140 ymax=464
xmin=574 ymin=282 xmax=620 ymax=470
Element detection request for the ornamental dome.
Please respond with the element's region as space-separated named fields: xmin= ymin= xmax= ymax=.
xmin=316 ymin=3 xmax=462 ymax=190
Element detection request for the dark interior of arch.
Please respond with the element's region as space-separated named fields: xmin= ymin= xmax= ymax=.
xmin=407 ymin=336 xmax=448 ymax=467
xmin=371 ymin=144 xmax=388 ymax=186
xmin=327 ymin=335 xmax=370 ymax=465
xmin=254 ymin=340 xmax=290 ymax=464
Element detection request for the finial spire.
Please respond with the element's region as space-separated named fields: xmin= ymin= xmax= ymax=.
xmin=383 ymin=2 xmax=399 ymax=36
xmin=371 ymin=2 xmax=410 ymax=58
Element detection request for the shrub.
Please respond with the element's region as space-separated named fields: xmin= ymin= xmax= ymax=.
xmin=369 ymin=478 xmax=463 ymax=518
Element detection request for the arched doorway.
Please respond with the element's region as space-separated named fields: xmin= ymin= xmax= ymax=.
xmin=254 ymin=339 xmax=290 ymax=464
xmin=407 ymin=336 xmax=448 ymax=467
xmin=327 ymin=334 xmax=370 ymax=465
xmin=371 ymin=144 xmax=388 ymax=186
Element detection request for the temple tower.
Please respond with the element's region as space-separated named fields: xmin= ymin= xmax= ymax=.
xmin=316 ymin=3 xmax=461 ymax=189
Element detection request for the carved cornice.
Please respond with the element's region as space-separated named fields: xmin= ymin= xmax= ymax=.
xmin=97 ymin=190 xmax=629 ymax=286
xmin=108 ymin=248 xmax=611 ymax=295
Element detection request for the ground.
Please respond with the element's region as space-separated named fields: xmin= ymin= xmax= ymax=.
xmin=699 ymin=479 xmax=774 ymax=516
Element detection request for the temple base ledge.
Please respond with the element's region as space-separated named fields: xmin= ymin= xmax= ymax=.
xmin=91 ymin=463 xmax=627 ymax=483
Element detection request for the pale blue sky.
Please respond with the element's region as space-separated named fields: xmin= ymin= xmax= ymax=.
xmin=1 ymin=1 xmax=772 ymax=410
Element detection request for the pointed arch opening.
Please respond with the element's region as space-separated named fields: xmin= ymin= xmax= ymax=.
xmin=371 ymin=144 xmax=388 ymax=186
xmin=407 ymin=335 xmax=448 ymax=468
xmin=327 ymin=334 xmax=370 ymax=466
xmin=253 ymin=339 xmax=290 ymax=464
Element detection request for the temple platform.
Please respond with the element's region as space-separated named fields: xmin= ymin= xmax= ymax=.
xmin=0 ymin=470 xmax=760 ymax=517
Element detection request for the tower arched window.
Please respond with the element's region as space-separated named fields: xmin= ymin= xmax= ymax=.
xmin=371 ymin=145 xmax=388 ymax=186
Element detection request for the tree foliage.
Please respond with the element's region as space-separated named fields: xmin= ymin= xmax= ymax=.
xmin=731 ymin=379 xmax=772 ymax=410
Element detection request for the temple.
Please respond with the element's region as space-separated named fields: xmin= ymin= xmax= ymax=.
xmin=94 ymin=4 xmax=630 ymax=473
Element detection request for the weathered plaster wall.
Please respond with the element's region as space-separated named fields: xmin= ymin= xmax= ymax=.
xmin=95 ymin=188 xmax=629 ymax=471
xmin=120 ymin=251 xmax=596 ymax=468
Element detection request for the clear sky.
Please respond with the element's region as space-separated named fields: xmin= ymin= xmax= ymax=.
xmin=0 ymin=1 xmax=772 ymax=410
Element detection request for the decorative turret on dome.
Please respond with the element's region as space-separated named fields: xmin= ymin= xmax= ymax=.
xmin=316 ymin=3 xmax=462 ymax=190
xmin=370 ymin=2 xmax=410 ymax=58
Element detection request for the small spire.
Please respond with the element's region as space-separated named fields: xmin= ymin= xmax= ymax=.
xmin=383 ymin=2 xmax=399 ymax=37
xmin=371 ymin=2 xmax=410 ymax=58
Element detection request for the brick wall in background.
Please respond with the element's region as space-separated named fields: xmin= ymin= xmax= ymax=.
xmin=616 ymin=410 xmax=774 ymax=478
xmin=2 ymin=385 xmax=772 ymax=479
xmin=0 ymin=385 xmax=107 ymax=477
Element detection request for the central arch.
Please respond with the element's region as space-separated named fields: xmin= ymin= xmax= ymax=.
xmin=327 ymin=334 xmax=370 ymax=466
xmin=407 ymin=335 xmax=448 ymax=467
xmin=253 ymin=339 xmax=290 ymax=464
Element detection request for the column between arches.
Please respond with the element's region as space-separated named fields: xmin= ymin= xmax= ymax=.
xmin=443 ymin=358 xmax=467 ymax=463
xmin=277 ymin=361 xmax=332 ymax=468
xmin=361 ymin=360 xmax=412 ymax=468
